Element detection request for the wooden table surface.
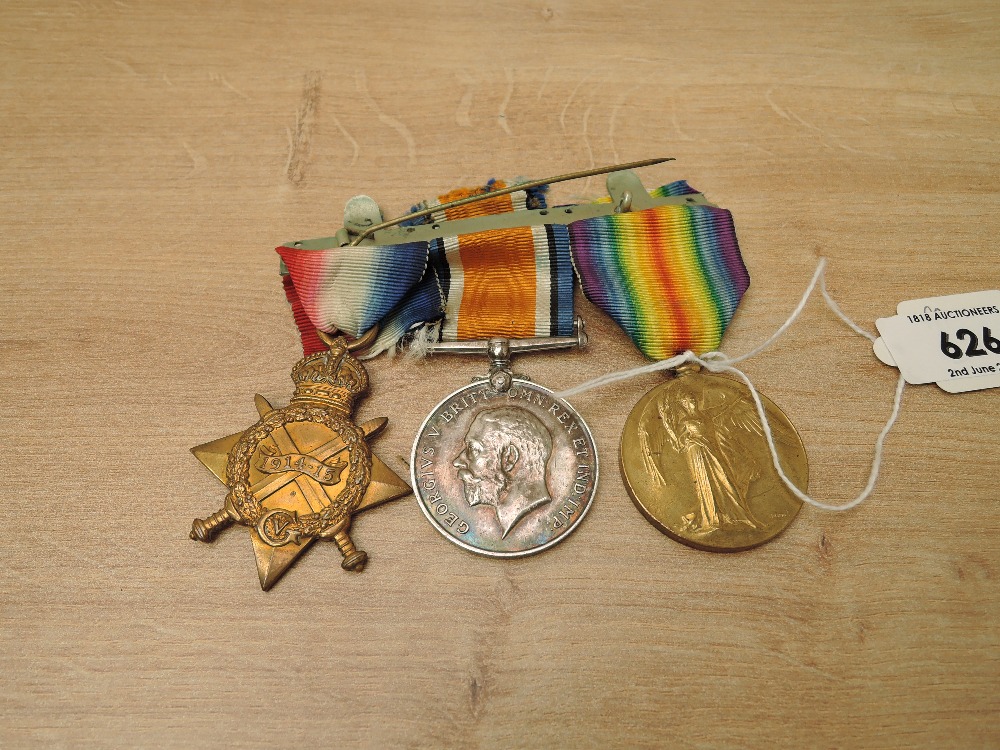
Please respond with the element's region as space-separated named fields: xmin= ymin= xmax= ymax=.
xmin=2 ymin=2 xmax=998 ymax=747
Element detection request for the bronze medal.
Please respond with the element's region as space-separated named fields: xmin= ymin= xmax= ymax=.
xmin=620 ymin=368 xmax=808 ymax=552
xmin=189 ymin=336 xmax=409 ymax=589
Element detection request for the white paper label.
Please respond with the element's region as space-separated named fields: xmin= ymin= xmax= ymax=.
xmin=874 ymin=290 xmax=1000 ymax=393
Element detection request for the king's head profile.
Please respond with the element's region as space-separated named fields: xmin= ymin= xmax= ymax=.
xmin=452 ymin=406 xmax=554 ymax=539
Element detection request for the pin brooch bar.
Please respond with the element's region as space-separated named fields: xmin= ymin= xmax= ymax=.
xmin=280 ymin=159 xmax=708 ymax=256
xmin=349 ymin=157 xmax=673 ymax=246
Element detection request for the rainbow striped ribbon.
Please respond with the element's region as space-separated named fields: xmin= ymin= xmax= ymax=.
xmin=278 ymin=180 xmax=749 ymax=361
xmin=570 ymin=189 xmax=748 ymax=360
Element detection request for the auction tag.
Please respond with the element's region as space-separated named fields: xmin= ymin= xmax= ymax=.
xmin=874 ymin=290 xmax=1000 ymax=393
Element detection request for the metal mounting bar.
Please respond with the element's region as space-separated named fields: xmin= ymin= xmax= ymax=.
xmin=348 ymin=157 xmax=673 ymax=246
xmin=426 ymin=317 xmax=588 ymax=356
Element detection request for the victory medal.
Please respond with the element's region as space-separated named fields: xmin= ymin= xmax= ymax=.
xmin=189 ymin=333 xmax=409 ymax=590
xmin=621 ymin=367 xmax=807 ymax=552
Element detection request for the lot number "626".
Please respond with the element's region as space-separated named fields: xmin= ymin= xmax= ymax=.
xmin=940 ymin=327 xmax=1000 ymax=359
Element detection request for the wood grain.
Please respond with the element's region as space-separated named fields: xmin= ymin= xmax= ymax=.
xmin=1 ymin=1 xmax=997 ymax=747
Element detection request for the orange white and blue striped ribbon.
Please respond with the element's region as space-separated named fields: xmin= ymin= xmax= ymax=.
xmin=422 ymin=181 xmax=572 ymax=341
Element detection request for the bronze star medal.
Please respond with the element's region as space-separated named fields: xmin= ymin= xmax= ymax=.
xmin=189 ymin=336 xmax=410 ymax=590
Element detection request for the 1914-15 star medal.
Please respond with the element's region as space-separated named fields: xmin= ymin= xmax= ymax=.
xmin=189 ymin=337 xmax=410 ymax=590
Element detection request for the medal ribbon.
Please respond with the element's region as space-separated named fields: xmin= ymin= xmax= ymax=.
xmin=278 ymin=180 xmax=748 ymax=360
xmin=569 ymin=181 xmax=749 ymax=360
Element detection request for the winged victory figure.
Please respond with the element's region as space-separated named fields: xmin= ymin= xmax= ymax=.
xmin=638 ymin=381 xmax=798 ymax=535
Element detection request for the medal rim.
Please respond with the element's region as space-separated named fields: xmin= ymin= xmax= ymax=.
xmin=620 ymin=372 xmax=808 ymax=553
xmin=410 ymin=377 xmax=599 ymax=559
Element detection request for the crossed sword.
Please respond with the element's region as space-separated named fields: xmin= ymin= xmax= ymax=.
xmin=190 ymin=395 xmax=378 ymax=571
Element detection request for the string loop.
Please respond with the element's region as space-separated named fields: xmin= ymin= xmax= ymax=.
xmin=556 ymin=257 xmax=906 ymax=512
